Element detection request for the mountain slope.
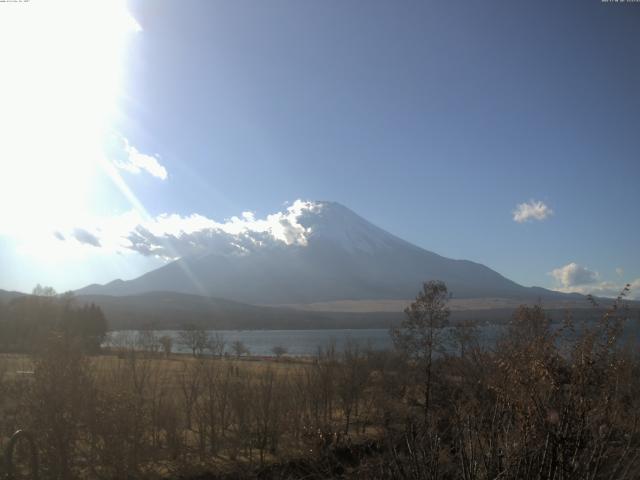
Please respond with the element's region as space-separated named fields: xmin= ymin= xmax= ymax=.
xmin=77 ymin=201 xmax=571 ymax=304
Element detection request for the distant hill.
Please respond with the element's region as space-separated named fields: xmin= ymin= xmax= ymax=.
xmin=75 ymin=291 xmax=635 ymax=331
xmin=75 ymin=291 xmax=403 ymax=330
xmin=0 ymin=289 xmax=25 ymax=304
xmin=76 ymin=201 xmax=578 ymax=305
xmin=2 ymin=288 xmax=635 ymax=331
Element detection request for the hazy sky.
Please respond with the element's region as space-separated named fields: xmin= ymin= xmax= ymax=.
xmin=0 ymin=0 xmax=638 ymax=298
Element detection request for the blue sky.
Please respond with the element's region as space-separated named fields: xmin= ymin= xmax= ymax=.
xmin=0 ymin=0 xmax=638 ymax=298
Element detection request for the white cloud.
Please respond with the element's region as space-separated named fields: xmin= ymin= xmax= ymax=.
xmin=616 ymin=267 xmax=624 ymax=277
xmin=550 ymin=262 xmax=640 ymax=300
xmin=513 ymin=199 xmax=553 ymax=223
xmin=57 ymin=199 xmax=322 ymax=260
xmin=111 ymin=136 xmax=168 ymax=180
xmin=553 ymin=281 xmax=640 ymax=301
xmin=550 ymin=262 xmax=598 ymax=288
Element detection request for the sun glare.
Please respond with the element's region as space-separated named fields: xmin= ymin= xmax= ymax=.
xmin=0 ymin=0 xmax=140 ymax=245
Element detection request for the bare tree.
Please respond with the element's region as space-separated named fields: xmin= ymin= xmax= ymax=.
xmin=136 ymin=330 xmax=159 ymax=355
xmin=448 ymin=319 xmax=480 ymax=359
xmin=206 ymin=332 xmax=226 ymax=357
xmin=178 ymin=360 xmax=203 ymax=431
xmin=178 ymin=327 xmax=208 ymax=357
xmin=271 ymin=345 xmax=288 ymax=360
xmin=391 ymin=280 xmax=450 ymax=425
xmin=107 ymin=330 xmax=136 ymax=353
xmin=336 ymin=340 xmax=369 ymax=434
xmin=231 ymin=340 xmax=249 ymax=358
xmin=252 ymin=368 xmax=286 ymax=465
xmin=159 ymin=335 xmax=173 ymax=358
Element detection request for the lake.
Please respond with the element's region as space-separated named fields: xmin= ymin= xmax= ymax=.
xmin=107 ymin=325 xmax=506 ymax=356
xmin=107 ymin=320 xmax=640 ymax=357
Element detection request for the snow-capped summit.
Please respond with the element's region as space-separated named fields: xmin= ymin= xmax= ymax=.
xmin=296 ymin=201 xmax=401 ymax=254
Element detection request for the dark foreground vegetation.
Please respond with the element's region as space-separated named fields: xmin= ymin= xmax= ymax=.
xmin=0 ymin=281 xmax=639 ymax=479
xmin=0 ymin=285 xmax=107 ymax=354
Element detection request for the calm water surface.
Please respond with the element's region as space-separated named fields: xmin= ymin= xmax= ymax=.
xmin=108 ymin=326 xmax=505 ymax=356
xmin=108 ymin=321 xmax=640 ymax=357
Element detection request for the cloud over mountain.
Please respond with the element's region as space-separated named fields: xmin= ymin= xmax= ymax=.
xmin=550 ymin=262 xmax=640 ymax=300
xmin=550 ymin=262 xmax=598 ymax=288
xmin=58 ymin=200 xmax=320 ymax=260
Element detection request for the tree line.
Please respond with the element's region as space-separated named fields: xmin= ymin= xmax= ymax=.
xmin=0 ymin=285 xmax=107 ymax=354
xmin=107 ymin=327 xmax=290 ymax=359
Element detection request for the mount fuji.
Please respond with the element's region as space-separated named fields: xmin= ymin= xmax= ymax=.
xmin=76 ymin=201 xmax=570 ymax=306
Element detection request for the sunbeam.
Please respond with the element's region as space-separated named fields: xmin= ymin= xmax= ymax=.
xmin=0 ymin=0 xmax=140 ymax=246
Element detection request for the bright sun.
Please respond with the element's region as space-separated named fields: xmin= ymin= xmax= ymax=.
xmin=0 ymin=0 xmax=140 ymax=243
